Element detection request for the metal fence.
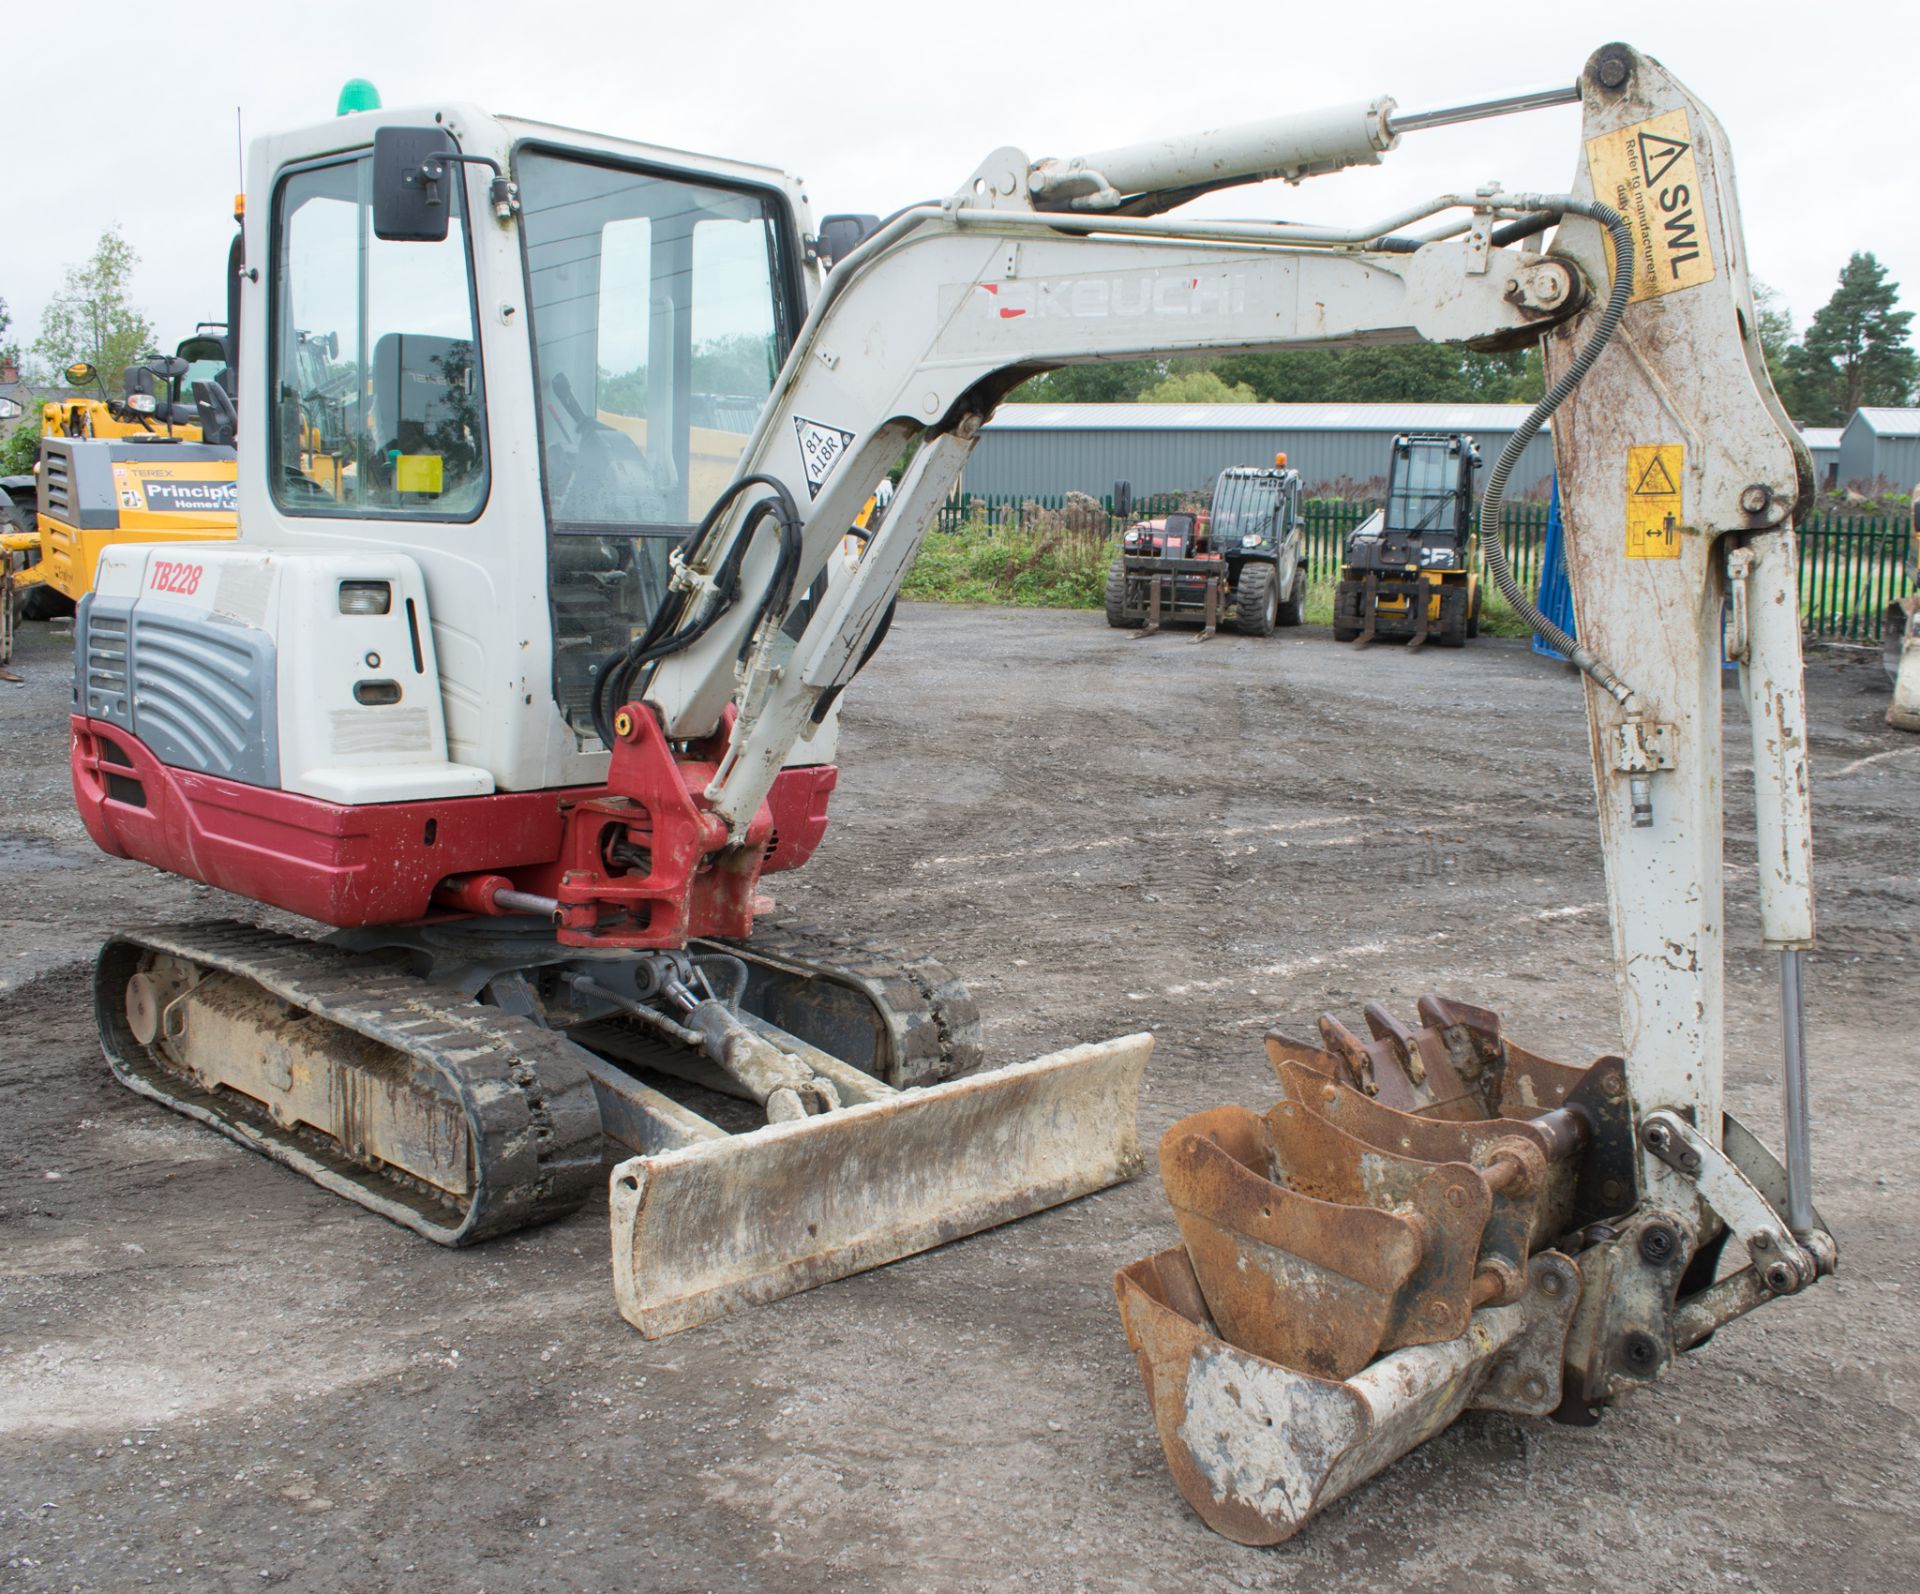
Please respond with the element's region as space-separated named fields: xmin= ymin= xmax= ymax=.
xmin=933 ymin=494 xmax=1911 ymax=641
xmin=1798 ymin=514 xmax=1910 ymax=641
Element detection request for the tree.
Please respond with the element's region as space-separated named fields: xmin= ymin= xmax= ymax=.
xmin=1136 ymin=369 xmax=1256 ymax=403
xmin=1783 ymin=253 xmax=1917 ymax=426
xmin=0 ymin=296 xmax=17 ymax=367
xmin=1749 ymin=280 xmax=1804 ymax=416
xmin=1210 ymin=344 xmax=1541 ymax=404
xmin=0 ymin=400 xmax=45 ymax=476
xmin=1008 ymin=360 xmax=1163 ymax=403
xmin=31 ymin=228 xmax=155 ymax=388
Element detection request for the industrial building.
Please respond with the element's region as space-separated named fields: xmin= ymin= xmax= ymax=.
xmin=957 ymin=402 xmax=1917 ymax=502
xmin=1836 ymin=409 xmax=1920 ymax=493
xmin=959 ymin=403 xmax=1558 ymax=502
xmin=960 ymin=403 xmax=1559 ymax=503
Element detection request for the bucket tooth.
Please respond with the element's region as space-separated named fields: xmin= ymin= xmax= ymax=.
xmin=1277 ymin=995 xmax=1592 ymax=1123
xmin=1114 ymin=1246 xmax=1582 ymax=1545
xmin=610 ymin=1034 xmax=1152 ymax=1337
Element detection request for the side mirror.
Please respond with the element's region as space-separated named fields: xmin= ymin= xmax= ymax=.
xmin=373 ymin=125 xmax=457 ymax=242
xmin=66 ymin=361 xmax=98 ymax=387
xmin=0 ymin=396 xmax=22 ymax=421
xmin=816 ymin=213 xmax=880 ymax=266
xmin=1113 ymin=479 xmax=1133 ymax=521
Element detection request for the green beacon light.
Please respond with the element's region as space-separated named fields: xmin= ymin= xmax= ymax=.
xmin=337 ymin=79 xmax=383 ymax=116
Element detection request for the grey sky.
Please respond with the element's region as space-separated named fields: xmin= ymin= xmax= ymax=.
xmin=5 ymin=0 xmax=1913 ymax=369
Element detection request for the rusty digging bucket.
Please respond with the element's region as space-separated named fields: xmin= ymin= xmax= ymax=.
xmin=1115 ymin=995 xmax=1631 ymax=1545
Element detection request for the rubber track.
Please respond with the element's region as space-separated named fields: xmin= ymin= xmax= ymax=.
xmin=702 ymin=921 xmax=984 ymax=1089
xmin=96 ymin=921 xmax=603 ymax=1246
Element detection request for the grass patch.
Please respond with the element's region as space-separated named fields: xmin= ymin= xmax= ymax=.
xmin=906 ymin=519 xmax=1540 ymax=638
xmin=902 ymin=522 xmax=1116 ymax=609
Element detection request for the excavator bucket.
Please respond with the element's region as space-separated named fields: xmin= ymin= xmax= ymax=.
xmin=1114 ymin=1244 xmax=1581 ymax=1545
xmin=612 ymin=1035 xmax=1153 ymax=1337
xmin=1117 ymin=996 xmax=1631 ymax=1542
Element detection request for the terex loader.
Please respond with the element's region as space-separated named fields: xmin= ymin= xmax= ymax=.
xmin=73 ymin=41 xmax=1834 ymax=1535
xmin=2 ymin=334 xmax=238 ymax=647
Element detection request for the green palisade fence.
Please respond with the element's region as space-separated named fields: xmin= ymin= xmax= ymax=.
xmin=933 ymin=494 xmax=1910 ymax=641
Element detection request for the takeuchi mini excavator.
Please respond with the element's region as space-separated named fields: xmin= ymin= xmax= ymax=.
xmin=72 ymin=43 xmax=1831 ymax=1537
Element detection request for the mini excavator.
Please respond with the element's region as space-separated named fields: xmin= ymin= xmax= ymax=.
xmin=72 ymin=43 xmax=1830 ymax=1536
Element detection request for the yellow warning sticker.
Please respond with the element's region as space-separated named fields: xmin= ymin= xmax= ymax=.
xmin=1584 ymin=108 xmax=1716 ymax=303
xmin=1626 ymin=444 xmax=1685 ymax=559
xmin=394 ymin=454 xmax=444 ymax=495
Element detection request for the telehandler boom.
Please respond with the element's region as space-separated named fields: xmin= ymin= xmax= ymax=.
xmin=73 ymin=43 xmax=1830 ymax=1529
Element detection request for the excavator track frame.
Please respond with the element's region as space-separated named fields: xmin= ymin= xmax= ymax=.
xmin=96 ymin=922 xmax=605 ymax=1244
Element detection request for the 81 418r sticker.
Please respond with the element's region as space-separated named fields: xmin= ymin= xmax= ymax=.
xmin=794 ymin=417 xmax=856 ymax=499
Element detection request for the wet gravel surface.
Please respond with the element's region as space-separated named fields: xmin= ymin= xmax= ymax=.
xmin=1 ymin=605 xmax=1915 ymax=1591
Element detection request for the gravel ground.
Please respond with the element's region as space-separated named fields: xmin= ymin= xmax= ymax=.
xmin=1 ymin=604 xmax=1915 ymax=1592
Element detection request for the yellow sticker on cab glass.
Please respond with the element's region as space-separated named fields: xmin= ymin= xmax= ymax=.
xmin=1584 ymin=108 xmax=1716 ymax=303
xmin=1626 ymin=444 xmax=1684 ymax=560
xmin=395 ymin=454 xmax=444 ymax=495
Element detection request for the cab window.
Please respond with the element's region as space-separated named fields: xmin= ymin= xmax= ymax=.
xmin=270 ymin=154 xmax=489 ymax=518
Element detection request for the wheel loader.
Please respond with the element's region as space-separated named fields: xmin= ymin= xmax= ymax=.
xmin=70 ymin=41 xmax=1833 ymax=1542
xmin=1332 ymin=430 xmax=1482 ymax=646
xmin=1 ymin=332 xmax=238 ymax=642
xmin=1105 ymin=461 xmax=1306 ymax=638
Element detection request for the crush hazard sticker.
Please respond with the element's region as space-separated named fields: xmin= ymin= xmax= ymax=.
xmin=1585 ymin=108 xmax=1716 ymax=303
xmin=794 ymin=416 xmax=856 ymax=499
xmin=1625 ymin=444 xmax=1685 ymax=559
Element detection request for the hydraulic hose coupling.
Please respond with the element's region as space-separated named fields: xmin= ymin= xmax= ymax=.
xmin=1630 ymin=777 xmax=1654 ymax=829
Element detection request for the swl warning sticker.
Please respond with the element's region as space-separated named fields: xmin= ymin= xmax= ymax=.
xmin=1626 ymin=444 xmax=1685 ymax=559
xmin=1584 ymin=108 xmax=1716 ymax=303
xmin=794 ymin=416 xmax=856 ymax=499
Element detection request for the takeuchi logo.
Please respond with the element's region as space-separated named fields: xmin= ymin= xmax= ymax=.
xmin=976 ymin=273 xmax=1248 ymax=321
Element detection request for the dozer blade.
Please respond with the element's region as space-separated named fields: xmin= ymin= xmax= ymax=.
xmin=611 ymin=1034 xmax=1152 ymax=1337
xmin=1115 ymin=1245 xmax=1580 ymax=1546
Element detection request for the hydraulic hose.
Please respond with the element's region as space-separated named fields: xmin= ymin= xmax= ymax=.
xmin=589 ymin=473 xmax=806 ymax=747
xmin=1477 ymin=194 xmax=1639 ymax=711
